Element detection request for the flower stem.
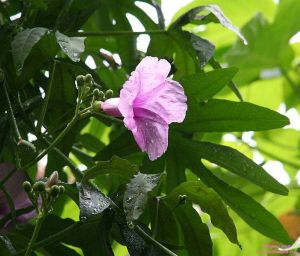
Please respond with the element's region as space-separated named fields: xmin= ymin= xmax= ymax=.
xmin=24 ymin=215 xmax=45 ymax=256
xmin=36 ymin=60 xmax=57 ymax=134
xmin=134 ymin=225 xmax=177 ymax=256
xmin=66 ymin=30 xmax=167 ymax=37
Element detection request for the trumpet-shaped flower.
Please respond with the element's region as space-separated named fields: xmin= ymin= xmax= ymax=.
xmin=101 ymin=57 xmax=187 ymax=160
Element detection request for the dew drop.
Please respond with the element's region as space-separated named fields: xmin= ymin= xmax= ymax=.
xmin=80 ymin=216 xmax=87 ymax=222
xmin=127 ymin=221 xmax=134 ymax=229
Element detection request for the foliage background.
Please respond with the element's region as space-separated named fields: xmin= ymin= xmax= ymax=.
xmin=0 ymin=0 xmax=300 ymax=255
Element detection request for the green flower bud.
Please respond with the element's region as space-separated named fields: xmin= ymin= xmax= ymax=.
xmin=33 ymin=181 xmax=46 ymax=192
xmin=76 ymin=75 xmax=85 ymax=87
xmin=85 ymin=74 xmax=93 ymax=84
xmin=50 ymin=185 xmax=60 ymax=197
xmin=59 ymin=185 xmax=65 ymax=194
xmin=23 ymin=181 xmax=32 ymax=193
xmin=105 ymin=89 xmax=113 ymax=98
xmin=92 ymin=101 xmax=101 ymax=111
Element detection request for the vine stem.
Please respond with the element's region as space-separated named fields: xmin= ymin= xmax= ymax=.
xmin=134 ymin=225 xmax=177 ymax=256
xmin=24 ymin=215 xmax=45 ymax=256
xmin=66 ymin=30 xmax=167 ymax=37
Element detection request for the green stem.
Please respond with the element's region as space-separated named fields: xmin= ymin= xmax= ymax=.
xmin=66 ymin=30 xmax=167 ymax=37
xmin=152 ymin=197 xmax=160 ymax=239
xmin=36 ymin=61 xmax=57 ymax=134
xmin=24 ymin=215 xmax=45 ymax=256
xmin=134 ymin=225 xmax=177 ymax=256
xmin=280 ymin=67 xmax=300 ymax=99
xmin=2 ymin=78 xmax=22 ymax=141
xmin=0 ymin=186 xmax=17 ymax=228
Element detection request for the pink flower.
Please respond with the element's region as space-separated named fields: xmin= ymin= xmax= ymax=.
xmin=101 ymin=56 xmax=187 ymax=160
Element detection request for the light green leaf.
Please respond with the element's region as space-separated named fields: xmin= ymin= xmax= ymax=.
xmin=11 ymin=27 xmax=48 ymax=74
xmin=55 ymin=31 xmax=85 ymax=62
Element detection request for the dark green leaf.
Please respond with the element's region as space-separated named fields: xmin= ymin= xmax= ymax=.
xmin=181 ymin=99 xmax=289 ymax=132
xmin=180 ymin=67 xmax=238 ymax=101
xmin=183 ymin=140 xmax=288 ymax=195
xmin=83 ymin=156 xmax=138 ymax=181
xmin=11 ymin=27 xmax=48 ymax=74
xmin=79 ymin=183 xmax=110 ymax=221
xmin=55 ymin=31 xmax=85 ymax=62
xmin=168 ymin=181 xmax=240 ymax=247
xmin=190 ymin=34 xmax=215 ymax=67
xmin=174 ymin=204 xmax=212 ymax=256
xmin=123 ymin=172 xmax=163 ymax=223
xmin=170 ymin=4 xmax=247 ymax=44
xmin=78 ymin=133 xmax=105 ymax=153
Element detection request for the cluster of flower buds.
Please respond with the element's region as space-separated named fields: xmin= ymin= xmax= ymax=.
xmin=22 ymin=171 xmax=65 ymax=215
xmin=75 ymin=74 xmax=114 ymax=110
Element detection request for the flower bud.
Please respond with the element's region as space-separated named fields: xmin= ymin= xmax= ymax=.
xmin=50 ymin=185 xmax=60 ymax=197
xmin=23 ymin=181 xmax=32 ymax=193
xmin=105 ymin=89 xmax=113 ymax=98
xmin=59 ymin=185 xmax=65 ymax=194
xmin=33 ymin=181 xmax=46 ymax=192
xmin=76 ymin=75 xmax=85 ymax=87
xmin=84 ymin=74 xmax=93 ymax=84
xmin=46 ymin=171 xmax=59 ymax=188
xmin=92 ymin=101 xmax=102 ymax=111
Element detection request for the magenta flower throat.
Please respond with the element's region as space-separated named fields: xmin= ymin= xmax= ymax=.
xmin=101 ymin=56 xmax=187 ymax=160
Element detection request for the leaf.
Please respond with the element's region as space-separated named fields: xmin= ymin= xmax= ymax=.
xmin=83 ymin=156 xmax=138 ymax=181
xmin=55 ymin=31 xmax=85 ymax=62
xmin=11 ymin=27 xmax=48 ymax=74
xmin=180 ymin=67 xmax=238 ymax=101
xmin=174 ymin=205 xmax=212 ymax=256
xmin=174 ymin=134 xmax=292 ymax=244
xmin=123 ymin=172 xmax=163 ymax=224
xmin=78 ymin=133 xmax=105 ymax=153
xmin=168 ymin=181 xmax=240 ymax=247
xmin=183 ymin=140 xmax=288 ymax=195
xmin=170 ymin=4 xmax=247 ymax=44
xmin=79 ymin=183 xmax=110 ymax=221
xmin=181 ymin=99 xmax=289 ymax=132
xmin=190 ymin=34 xmax=215 ymax=67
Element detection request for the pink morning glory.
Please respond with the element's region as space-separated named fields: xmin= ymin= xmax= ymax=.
xmin=101 ymin=56 xmax=187 ymax=160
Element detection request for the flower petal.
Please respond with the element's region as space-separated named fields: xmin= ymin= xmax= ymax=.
xmin=131 ymin=108 xmax=169 ymax=161
xmin=134 ymin=79 xmax=187 ymax=124
xmin=135 ymin=56 xmax=171 ymax=95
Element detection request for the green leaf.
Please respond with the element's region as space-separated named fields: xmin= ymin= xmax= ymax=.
xmin=190 ymin=34 xmax=215 ymax=67
xmin=183 ymin=140 xmax=288 ymax=195
xmin=174 ymin=204 xmax=212 ymax=256
xmin=55 ymin=31 xmax=85 ymax=62
xmin=174 ymin=134 xmax=292 ymax=244
xmin=181 ymin=99 xmax=289 ymax=132
xmin=11 ymin=27 xmax=48 ymax=74
xmin=180 ymin=67 xmax=238 ymax=101
xmin=79 ymin=183 xmax=110 ymax=221
xmin=83 ymin=156 xmax=138 ymax=181
xmin=123 ymin=172 xmax=163 ymax=224
xmin=168 ymin=181 xmax=240 ymax=247
xmin=170 ymin=4 xmax=247 ymax=44
xmin=78 ymin=133 xmax=105 ymax=153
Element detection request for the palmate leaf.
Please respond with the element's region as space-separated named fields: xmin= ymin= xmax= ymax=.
xmin=173 ymin=204 xmax=212 ymax=256
xmin=123 ymin=172 xmax=163 ymax=224
xmin=180 ymin=67 xmax=238 ymax=101
xmin=180 ymin=99 xmax=289 ymax=132
xmin=167 ymin=181 xmax=240 ymax=247
xmin=55 ymin=31 xmax=85 ymax=62
xmin=11 ymin=27 xmax=48 ymax=74
xmin=174 ymin=135 xmax=292 ymax=244
xmin=177 ymin=139 xmax=288 ymax=195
